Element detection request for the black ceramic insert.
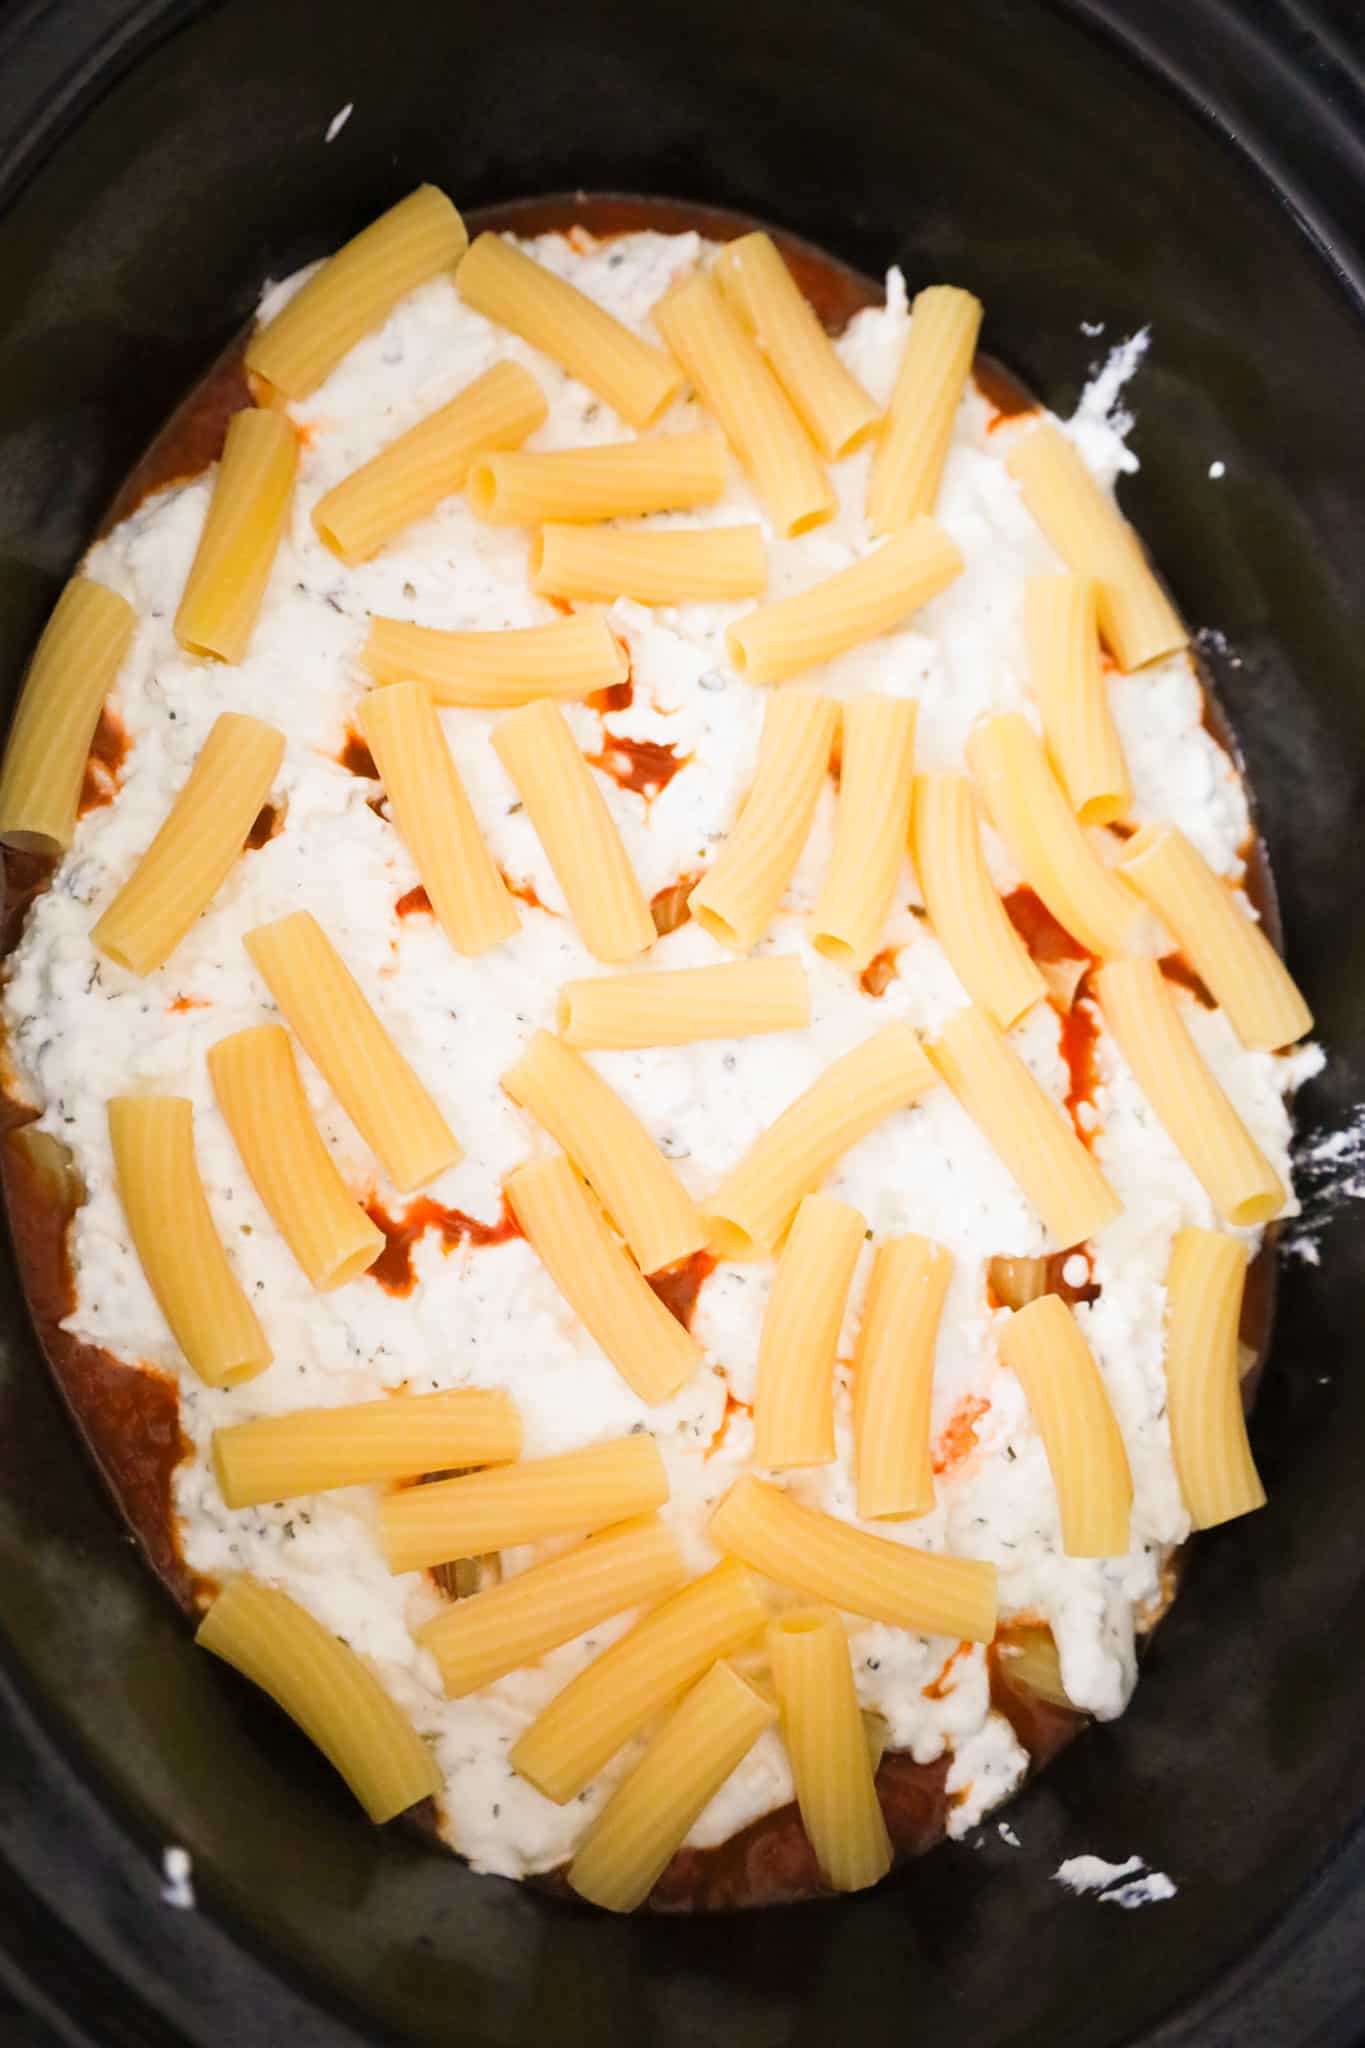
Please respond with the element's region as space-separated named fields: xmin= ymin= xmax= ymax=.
xmin=0 ymin=2 xmax=1362 ymax=2044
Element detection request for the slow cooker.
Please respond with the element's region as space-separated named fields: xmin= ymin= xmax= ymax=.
xmin=0 ymin=1 xmax=1362 ymax=2042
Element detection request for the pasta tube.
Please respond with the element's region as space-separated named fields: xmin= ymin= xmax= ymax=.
xmin=503 ymin=1031 xmax=702 ymax=1274
xmin=569 ymin=1659 xmax=776 ymax=1912
xmin=491 ymin=699 xmax=653 ymax=962
xmin=469 ymin=429 xmax=727 ymax=525
xmin=92 ymin=712 xmax=284 ymax=974
xmin=421 ymin=1515 xmax=686 ymax=1697
xmin=753 ymin=1193 xmax=865 ymax=1469
xmin=710 ymin=1475 xmax=997 ymax=1640
xmin=245 ymin=910 xmax=459 ymax=1190
xmin=174 ymin=408 xmax=297 ymax=664
xmin=728 ymin=522 xmax=962 ymax=685
xmin=703 ymin=1020 xmax=937 ymax=1258
xmin=912 ymin=772 xmax=1045 ymax=1027
xmin=768 ymin=1608 xmax=892 ymax=1892
xmin=652 ymin=271 xmax=833 ymax=537
xmin=213 ymin=1387 xmax=520 ymax=1509
xmin=108 ymin=1096 xmax=270 ymax=1389
xmin=866 ymin=285 xmax=982 ymax=532
xmin=360 ymin=680 xmax=518 ymax=955
xmin=968 ymin=712 xmax=1148 ymax=958
xmin=1094 ymin=960 xmax=1286 ymax=1225
xmin=505 ymin=1152 xmax=700 ymax=1404
xmin=689 ymin=690 xmax=838 ymax=952
xmin=457 ymin=232 xmax=682 ymax=427
xmin=1164 ymin=1227 xmax=1265 ymax=1528
xmin=928 ymin=1006 xmax=1121 ymax=1246
xmin=362 ymin=612 xmax=627 ymax=707
xmin=995 ymin=1625 xmax=1073 ymax=1710
xmin=1025 ymin=574 xmax=1131 ymax=825
xmin=1119 ymin=824 xmax=1312 ymax=1051
xmin=557 ymin=957 xmax=810 ymax=1049
xmin=197 ymin=1576 xmax=440 ymax=1823
xmin=714 ymin=232 xmax=880 ymax=458
xmin=510 ymin=1558 xmax=768 ymax=1803
xmin=207 ymin=1023 xmax=384 ymax=1290
xmin=0 ymin=577 xmax=135 ymax=856
xmin=989 ymin=1255 xmax=1050 ymax=1312
xmin=532 ymin=521 xmax=765 ymax=605
xmin=380 ymin=1434 xmax=669 ymax=1575
xmin=853 ymin=1233 xmax=953 ymax=1519
xmin=246 ymin=185 xmax=468 ymax=400
xmin=998 ymin=1294 xmax=1133 ymax=1556
xmin=313 ymin=361 xmax=546 ymax=562
xmin=809 ymin=694 xmax=917 ymax=968
xmin=1007 ymin=422 xmax=1187 ymax=670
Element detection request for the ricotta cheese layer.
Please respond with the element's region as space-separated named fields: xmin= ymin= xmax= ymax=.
xmin=1 ymin=229 xmax=1319 ymax=1881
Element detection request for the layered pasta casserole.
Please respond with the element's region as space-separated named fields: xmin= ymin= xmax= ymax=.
xmin=0 ymin=187 xmax=1319 ymax=1909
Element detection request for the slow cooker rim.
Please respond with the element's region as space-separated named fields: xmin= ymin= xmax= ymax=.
xmin=0 ymin=0 xmax=202 ymax=210
xmin=1069 ymin=0 xmax=1365 ymax=308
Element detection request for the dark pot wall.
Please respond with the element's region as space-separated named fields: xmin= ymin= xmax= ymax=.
xmin=0 ymin=3 xmax=1362 ymax=2045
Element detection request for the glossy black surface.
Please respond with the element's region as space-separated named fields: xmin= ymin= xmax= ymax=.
xmin=0 ymin=1 xmax=1363 ymax=2043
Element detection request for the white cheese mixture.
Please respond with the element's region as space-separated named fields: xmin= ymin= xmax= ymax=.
xmin=1053 ymin=1853 xmax=1177 ymax=1908
xmin=0 ymin=231 xmax=1319 ymax=1884
xmin=159 ymin=1845 xmax=196 ymax=1911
